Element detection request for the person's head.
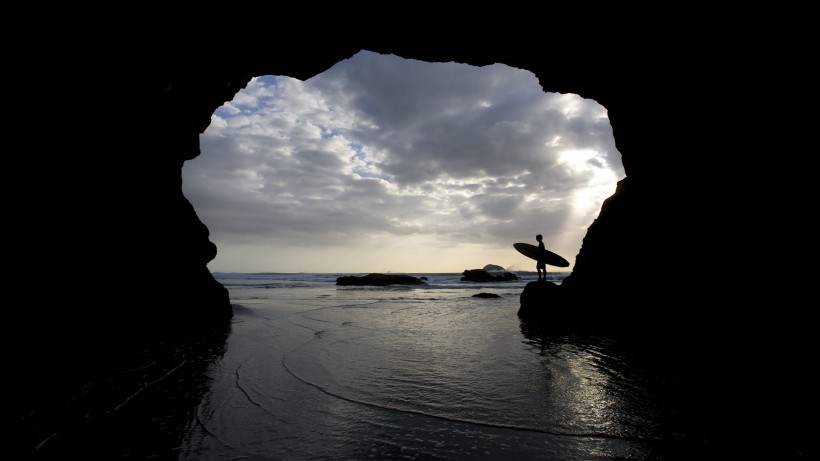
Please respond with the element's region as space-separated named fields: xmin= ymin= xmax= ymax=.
xmin=536 ymin=234 xmax=543 ymax=242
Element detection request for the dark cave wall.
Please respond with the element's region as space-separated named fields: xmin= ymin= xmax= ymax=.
xmin=19 ymin=28 xmax=811 ymax=457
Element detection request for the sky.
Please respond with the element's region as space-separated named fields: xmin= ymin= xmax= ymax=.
xmin=182 ymin=50 xmax=623 ymax=273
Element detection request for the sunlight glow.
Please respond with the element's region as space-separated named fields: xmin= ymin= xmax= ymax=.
xmin=557 ymin=149 xmax=619 ymax=213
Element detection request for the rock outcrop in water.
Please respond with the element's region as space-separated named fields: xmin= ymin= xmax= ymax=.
xmin=473 ymin=292 xmax=501 ymax=298
xmin=337 ymin=273 xmax=426 ymax=286
xmin=518 ymin=281 xmax=564 ymax=320
xmin=461 ymin=269 xmax=518 ymax=282
xmin=482 ymin=264 xmax=506 ymax=273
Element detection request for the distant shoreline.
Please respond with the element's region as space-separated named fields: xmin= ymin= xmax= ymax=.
xmin=212 ymin=271 xmax=572 ymax=275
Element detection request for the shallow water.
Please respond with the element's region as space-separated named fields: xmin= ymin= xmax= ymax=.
xmin=179 ymin=273 xmax=674 ymax=460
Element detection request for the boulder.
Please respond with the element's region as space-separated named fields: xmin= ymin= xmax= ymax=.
xmin=472 ymin=292 xmax=501 ymax=298
xmin=461 ymin=269 xmax=518 ymax=282
xmin=517 ymin=280 xmax=564 ymax=319
xmin=336 ymin=273 xmax=426 ymax=286
xmin=482 ymin=264 xmax=506 ymax=273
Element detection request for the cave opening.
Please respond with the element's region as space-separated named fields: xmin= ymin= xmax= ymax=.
xmin=182 ymin=50 xmax=623 ymax=276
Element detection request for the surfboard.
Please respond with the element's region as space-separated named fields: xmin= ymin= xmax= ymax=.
xmin=513 ymin=243 xmax=570 ymax=267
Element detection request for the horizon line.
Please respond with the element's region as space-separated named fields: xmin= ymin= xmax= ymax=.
xmin=210 ymin=270 xmax=572 ymax=274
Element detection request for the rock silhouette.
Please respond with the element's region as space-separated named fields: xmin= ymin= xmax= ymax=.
xmin=461 ymin=269 xmax=518 ymax=282
xmin=518 ymin=281 xmax=564 ymax=320
xmin=482 ymin=264 xmax=506 ymax=272
xmin=337 ymin=273 xmax=426 ymax=286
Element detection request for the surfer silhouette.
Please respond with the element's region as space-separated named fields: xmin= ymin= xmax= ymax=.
xmin=513 ymin=239 xmax=569 ymax=275
xmin=536 ymin=234 xmax=547 ymax=281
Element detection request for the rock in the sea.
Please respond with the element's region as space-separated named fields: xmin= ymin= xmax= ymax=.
xmin=461 ymin=269 xmax=518 ymax=282
xmin=473 ymin=292 xmax=501 ymax=298
xmin=517 ymin=280 xmax=564 ymax=319
xmin=336 ymin=273 xmax=426 ymax=286
xmin=482 ymin=264 xmax=506 ymax=273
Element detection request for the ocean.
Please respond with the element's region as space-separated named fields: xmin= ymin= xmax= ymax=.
xmin=177 ymin=272 xmax=676 ymax=460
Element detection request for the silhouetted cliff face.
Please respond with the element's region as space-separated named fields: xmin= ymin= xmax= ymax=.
xmin=561 ymin=177 xmax=639 ymax=299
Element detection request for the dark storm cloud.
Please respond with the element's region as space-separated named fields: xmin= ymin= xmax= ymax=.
xmin=182 ymin=50 xmax=623 ymax=255
xmin=309 ymin=52 xmax=621 ymax=187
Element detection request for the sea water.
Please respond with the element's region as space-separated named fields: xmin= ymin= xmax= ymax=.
xmin=178 ymin=273 xmax=673 ymax=460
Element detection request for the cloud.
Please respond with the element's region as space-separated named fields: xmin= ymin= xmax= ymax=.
xmin=182 ymin=50 xmax=623 ymax=271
